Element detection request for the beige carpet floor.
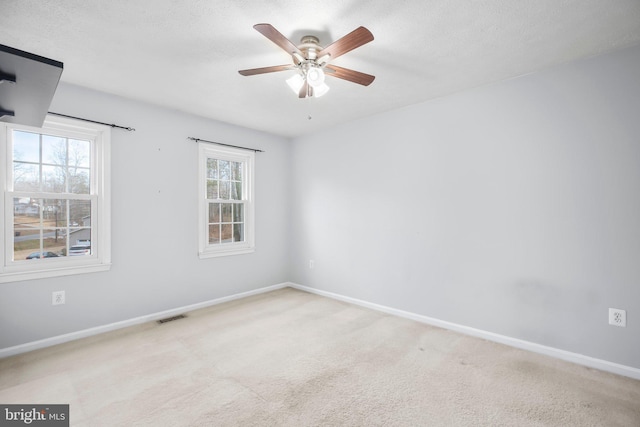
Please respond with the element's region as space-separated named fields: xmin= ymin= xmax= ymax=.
xmin=1 ymin=287 xmax=639 ymax=426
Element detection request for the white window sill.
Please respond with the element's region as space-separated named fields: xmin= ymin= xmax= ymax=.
xmin=0 ymin=263 xmax=112 ymax=283
xmin=198 ymin=247 xmax=255 ymax=259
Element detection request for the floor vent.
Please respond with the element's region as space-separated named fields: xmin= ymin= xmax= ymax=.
xmin=156 ymin=314 xmax=187 ymax=324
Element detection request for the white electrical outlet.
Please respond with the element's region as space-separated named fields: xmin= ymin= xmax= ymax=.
xmin=609 ymin=308 xmax=626 ymax=327
xmin=309 ymin=260 xmax=315 ymax=269
xmin=52 ymin=290 xmax=65 ymax=305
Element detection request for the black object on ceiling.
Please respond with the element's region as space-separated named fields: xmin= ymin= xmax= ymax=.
xmin=0 ymin=44 xmax=63 ymax=127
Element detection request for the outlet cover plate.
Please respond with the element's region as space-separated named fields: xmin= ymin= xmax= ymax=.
xmin=52 ymin=290 xmax=65 ymax=305
xmin=609 ymin=308 xmax=626 ymax=327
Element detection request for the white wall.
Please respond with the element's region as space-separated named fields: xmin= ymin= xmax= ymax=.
xmin=290 ymin=45 xmax=640 ymax=369
xmin=0 ymin=83 xmax=291 ymax=349
xmin=2 ymin=45 xmax=638 ymax=371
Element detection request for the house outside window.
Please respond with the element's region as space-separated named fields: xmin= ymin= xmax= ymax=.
xmin=0 ymin=116 xmax=111 ymax=283
xmin=198 ymin=143 xmax=254 ymax=258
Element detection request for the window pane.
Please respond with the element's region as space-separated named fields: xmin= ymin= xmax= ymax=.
xmin=221 ymin=224 xmax=232 ymax=243
xmin=233 ymin=224 xmax=244 ymax=242
xmin=219 ymin=181 xmax=230 ymax=199
xmin=69 ymin=227 xmax=91 ymax=248
xmin=42 ymin=134 xmax=66 ymax=165
xmin=69 ymin=139 xmax=91 ymax=168
xmin=13 ymin=232 xmax=36 ymax=259
xmin=13 ymin=197 xmax=41 ymax=261
xmin=69 ymin=168 xmax=90 ymax=194
xmin=42 ymin=199 xmax=65 ymax=225
xmin=13 ymin=197 xmax=39 ymax=227
xmin=44 ymin=228 xmax=67 ymax=258
xmin=13 ymin=131 xmax=40 ymax=163
xmin=209 ymin=224 xmax=220 ymax=244
xmin=209 ymin=203 xmax=220 ymax=223
xmin=13 ymin=162 xmax=39 ymax=191
xmin=42 ymin=165 xmax=66 ymax=192
xmin=206 ymin=180 xmax=218 ymax=199
xmin=15 ymin=233 xmax=42 ymax=261
xmin=218 ymin=160 xmax=230 ymax=180
xmin=69 ymin=200 xmax=91 ymax=227
xmin=233 ymin=204 xmax=243 ymax=223
xmin=15 ymin=198 xmax=40 ymax=221
xmin=207 ymin=159 xmax=218 ymax=179
xmin=221 ymin=204 xmax=232 ymax=222
xmin=231 ymin=162 xmax=242 ymax=181
xmin=231 ymin=181 xmax=242 ymax=200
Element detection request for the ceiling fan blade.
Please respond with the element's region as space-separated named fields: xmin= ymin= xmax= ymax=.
xmin=253 ymin=23 xmax=303 ymax=57
xmin=238 ymin=65 xmax=295 ymax=76
xmin=325 ymin=65 xmax=375 ymax=86
xmin=317 ymin=26 xmax=373 ymax=61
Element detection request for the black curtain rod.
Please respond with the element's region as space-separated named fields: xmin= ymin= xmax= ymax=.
xmin=48 ymin=112 xmax=136 ymax=131
xmin=188 ymin=137 xmax=264 ymax=153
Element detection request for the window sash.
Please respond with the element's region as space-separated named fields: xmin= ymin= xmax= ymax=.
xmin=9 ymin=193 xmax=97 ymax=262
xmin=207 ymin=200 xmax=246 ymax=245
xmin=11 ymin=129 xmax=92 ymax=195
xmin=198 ymin=143 xmax=254 ymax=258
xmin=1 ymin=116 xmax=111 ymax=282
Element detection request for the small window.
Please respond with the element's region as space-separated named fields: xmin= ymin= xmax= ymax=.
xmin=0 ymin=116 xmax=111 ymax=283
xmin=198 ymin=143 xmax=254 ymax=258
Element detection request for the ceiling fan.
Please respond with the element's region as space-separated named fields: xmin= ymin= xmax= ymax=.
xmin=239 ymin=24 xmax=375 ymax=98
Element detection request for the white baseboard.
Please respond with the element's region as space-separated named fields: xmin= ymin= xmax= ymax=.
xmin=288 ymin=282 xmax=640 ymax=381
xmin=4 ymin=281 xmax=639 ymax=381
xmin=0 ymin=282 xmax=289 ymax=359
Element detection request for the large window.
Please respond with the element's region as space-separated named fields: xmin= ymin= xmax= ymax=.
xmin=198 ymin=143 xmax=254 ymax=258
xmin=0 ymin=116 xmax=111 ymax=282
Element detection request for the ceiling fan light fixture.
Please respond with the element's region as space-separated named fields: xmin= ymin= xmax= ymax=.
xmin=239 ymin=24 xmax=375 ymax=99
xmin=313 ymin=82 xmax=330 ymax=98
xmin=306 ymin=66 xmax=325 ymax=88
xmin=286 ymin=73 xmax=304 ymax=94
xmin=238 ymin=23 xmax=375 ymax=98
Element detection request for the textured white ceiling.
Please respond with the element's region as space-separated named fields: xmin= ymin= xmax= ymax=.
xmin=2 ymin=0 xmax=640 ymax=138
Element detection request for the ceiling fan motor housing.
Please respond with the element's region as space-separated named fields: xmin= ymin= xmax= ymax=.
xmin=298 ymin=35 xmax=321 ymax=60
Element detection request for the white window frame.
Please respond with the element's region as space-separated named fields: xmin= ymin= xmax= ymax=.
xmin=198 ymin=143 xmax=254 ymax=258
xmin=0 ymin=115 xmax=111 ymax=283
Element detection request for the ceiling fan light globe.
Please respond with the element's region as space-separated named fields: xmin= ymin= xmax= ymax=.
xmin=306 ymin=67 xmax=325 ymax=88
xmin=313 ymin=82 xmax=330 ymax=97
xmin=286 ymin=74 xmax=304 ymax=94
